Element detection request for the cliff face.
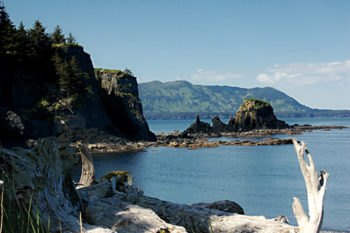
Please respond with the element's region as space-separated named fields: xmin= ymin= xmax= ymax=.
xmin=0 ymin=45 xmax=155 ymax=143
xmin=95 ymin=69 xmax=156 ymax=141
xmin=54 ymin=46 xmax=116 ymax=133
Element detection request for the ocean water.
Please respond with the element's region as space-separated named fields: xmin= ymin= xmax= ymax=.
xmin=75 ymin=117 xmax=350 ymax=231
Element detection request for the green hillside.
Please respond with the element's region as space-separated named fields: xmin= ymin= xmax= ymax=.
xmin=139 ymin=80 xmax=314 ymax=119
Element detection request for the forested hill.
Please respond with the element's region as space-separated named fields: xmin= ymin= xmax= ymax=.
xmin=139 ymin=80 xmax=350 ymax=119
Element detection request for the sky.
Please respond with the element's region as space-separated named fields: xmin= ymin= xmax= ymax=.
xmin=4 ymin=0 xmax=350 ymax=109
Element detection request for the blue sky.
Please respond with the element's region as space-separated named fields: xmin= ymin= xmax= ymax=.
xmin=4 ymin=0 xmax=350 ymax=109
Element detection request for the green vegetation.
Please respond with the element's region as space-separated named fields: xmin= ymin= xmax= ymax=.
xmin=51 ymin=25 xmax=65 ymax=44
xmin=99 ymin=171 xmax=131 ymax=182
xmin=243 ymin=98 xmax=271 ymax=109
xmin=95 ymin=68 xmax=136 ymax=79
xmin=52 ymin=43 xmax=83 ymax=49
xmin=54 ymin=54 xmax=84 ymax=97
xmin=2 ymin=193 xmax=49 ymax=233
xmin=95 ymin=68 xmax=122 ymax=73
xmin=123 ymin=68 xmax=133 ymax=75
xmin=0 ymin=1 xmax=85 ymax=119
xmin=138 ymin=81 xmax=312 ymax=119
xmin=66 ymin=32 xmax=77 ymax=45
xmin=1 ymin=161 xmax=50 ymax=233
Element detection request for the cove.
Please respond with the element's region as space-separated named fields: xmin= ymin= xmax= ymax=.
xmin=73 ymin=117 xmax=350 ymax=231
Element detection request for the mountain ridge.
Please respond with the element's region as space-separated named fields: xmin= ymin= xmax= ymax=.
xmin=139 ymin=80 xmax=350 ymax=119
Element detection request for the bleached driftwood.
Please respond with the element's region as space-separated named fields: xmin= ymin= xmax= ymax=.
xmin=0 ymin=139 xmax=83 ymax=232
xmin=292 ymin=139 xmax=329 ymax=233
xmin=0 ymin=139 xmax=185 ymax=233
xmin=77 ymin=141 xmax=96 ymax=188
xmin=113 ymin=191 xmax=297 ymax=233
xmin=0 ymin=137 xmax=329 ymax=233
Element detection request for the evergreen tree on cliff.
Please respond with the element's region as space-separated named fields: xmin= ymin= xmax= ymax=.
xmin=0 ymin=1 xmax=17 ymax=106
xmin=27 ymin=20 xmax=52 ymax=58
xmin=52 ymin=25 xmax=65 ymax=44
xmin=27 ymin=20 xmax=56 ymax=83
xmin=53 ymin=53 xmax=84 ymax=98
xmin=0 ymin=2 xmax=16 ymax=65
xmin=16 ymin=22 xmax=29 ymax=64
xmin=66 ymin=32 xmax=77 ymax=45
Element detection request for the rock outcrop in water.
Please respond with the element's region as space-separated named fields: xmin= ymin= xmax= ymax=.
xmin=183 ymin=115 xmax=213 ymax=135
xmin=183 ymin=98 xmax=289 ymax=136
xmin=234 ymin=98 xmax=289 ymax=131
xmin=211 ymin=115 xmax=231 ymax=132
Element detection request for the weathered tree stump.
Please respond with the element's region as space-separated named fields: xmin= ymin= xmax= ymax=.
xmin=0 ymin=139 xmax=82 ymax=232
xmin=77 ymin=141 xmax=96 ymax=188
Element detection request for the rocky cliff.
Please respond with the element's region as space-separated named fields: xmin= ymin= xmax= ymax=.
xmin=0 ymin=45 xmax=155 ymax=144
xmin=95 ymin=69 xmax=156 ymax=141
xmin=53 ymin=45 xmax=117 ymax=134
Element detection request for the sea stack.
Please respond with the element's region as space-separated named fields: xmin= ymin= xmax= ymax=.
xmin=234 ymin=98 xmax=289 ymax=131
xmin=183 ymin=115 xmax=213 ymax=135
xmin=95 ymin=69 xmax=156 ymax=141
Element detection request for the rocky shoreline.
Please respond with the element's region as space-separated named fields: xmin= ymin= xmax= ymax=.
xmin=81 ymin=99 xmax=347 ymax=153
xmin=1 ymin=138 xmax=336 ymax=232
xmin=83 ymin=124 xmax=346 ymax=153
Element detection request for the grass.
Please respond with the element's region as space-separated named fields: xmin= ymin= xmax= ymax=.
xmin=52 ymin=43 xmax=83 ymax=49
xmin=94 ymin=68 xmax=136 ymax=79
xmin=0 ymin=182 xmax=49 ymax=233
xmin=94 ymin=68 xmax=122 ymax=74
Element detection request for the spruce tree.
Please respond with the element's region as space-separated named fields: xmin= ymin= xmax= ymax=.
xmin=28 ymin=20 xmax=51 ymax=55
xmin=66 ymin=32 xmax=77 ymax=44
xmin=0 ymin=2 xmax=16 ymax=62
xmin=27 ymin=20 xmax=55 ymax=83
xmin=68 ymin=56 xmax=84 ymax=95
xmin=52 ymin=25 xmax=65 ymax=44
xmin=0 ymin=1 xmax=17 ymax=106
xmin=54 ymin=54 xmax=84 ymax=98
xmin=15 ymin=22 xmax=28 ymax=64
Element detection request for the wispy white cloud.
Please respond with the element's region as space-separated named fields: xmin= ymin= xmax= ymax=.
xmin=257 ymin=60 xmax=350 ymax=85
xmin=190 ymin=69 xmax=242 ymax=83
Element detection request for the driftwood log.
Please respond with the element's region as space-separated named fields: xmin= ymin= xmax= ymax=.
xmin=0 ymin=138 xmax=329 ymax=233
xmin=292 ymin=139 xmax=329 ymax=233
xmin=111 ymin=191 xmax=297 ymax=233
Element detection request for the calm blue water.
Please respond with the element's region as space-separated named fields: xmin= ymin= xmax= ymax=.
xmin=75 ymin=117 xmax=350 ymax=231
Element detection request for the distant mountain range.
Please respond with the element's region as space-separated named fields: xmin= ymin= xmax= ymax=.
xmin=139 ymin=80 xmax=350 ymax=119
